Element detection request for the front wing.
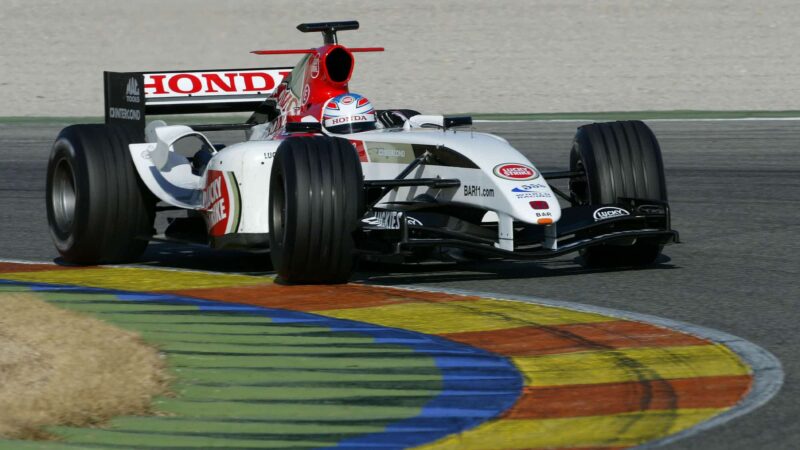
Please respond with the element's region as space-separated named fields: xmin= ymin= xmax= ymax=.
xmin=356 ymin=198 xmax=678 ymax=260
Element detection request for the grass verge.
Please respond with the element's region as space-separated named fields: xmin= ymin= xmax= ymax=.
xmin=0 ymin=293 xmax=170 ymax=440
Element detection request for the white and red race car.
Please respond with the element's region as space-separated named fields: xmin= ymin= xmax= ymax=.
xmin=46 ymin=21 xmax=678 ymax=283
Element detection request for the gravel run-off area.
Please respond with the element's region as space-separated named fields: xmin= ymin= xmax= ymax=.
xmin=1 ymin=0 xmax=799 ymax=116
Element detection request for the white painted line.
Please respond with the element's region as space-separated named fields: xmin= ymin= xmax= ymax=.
xmin=475 ymin=117 xmax=800 ymax=123
xmin=0 ymin=258 xmax=52 ymax=265
xmin=377 ymin=283 xmax=784 ymax=449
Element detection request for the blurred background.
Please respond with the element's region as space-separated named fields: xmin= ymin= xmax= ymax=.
xmin=1 ymin=0 xmax=798 ymax=116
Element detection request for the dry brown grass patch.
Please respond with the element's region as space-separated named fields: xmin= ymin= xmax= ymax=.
xmin=0 ymin=292 xmax=170 ymax=439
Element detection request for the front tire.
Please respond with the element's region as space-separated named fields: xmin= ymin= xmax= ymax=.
xmin=268 ymin=136 xmax=364 ymax=284
xmin=46 ymin=124 xmax=155 ymax=264
xmin=569 ymin=120 xmax=668 ymax=267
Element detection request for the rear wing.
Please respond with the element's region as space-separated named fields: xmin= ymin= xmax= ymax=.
xmin=104 ymin=68 xmax=291 ymax=139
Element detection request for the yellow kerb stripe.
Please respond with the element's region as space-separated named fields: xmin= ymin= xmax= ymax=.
xmin=418 ymin=408 xmax=725 ymax=450
xmin=320 ymin=299 xmax=613 ymax=334
xmin=512 ymin=344 xmax=751 ymax=387
xmin=0 ymin=268 xmax=270 ymax=291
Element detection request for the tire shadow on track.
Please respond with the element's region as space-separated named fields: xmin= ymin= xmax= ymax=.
xmin=118 ymin=241 xmax=680 ymax=285
xmin=354 ymin=255 xmax=677 ymax=286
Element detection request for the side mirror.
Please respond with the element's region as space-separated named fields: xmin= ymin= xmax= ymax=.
xmin=443 ymin=116 xmax=473 ymax=129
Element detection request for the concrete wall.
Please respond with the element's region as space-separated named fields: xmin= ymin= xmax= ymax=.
xmin=1 ymin=0 xmax=798 ymax=116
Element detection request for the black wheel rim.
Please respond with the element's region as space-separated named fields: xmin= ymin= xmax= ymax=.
xmin=51 ymin=157 xmax=77 ymax=234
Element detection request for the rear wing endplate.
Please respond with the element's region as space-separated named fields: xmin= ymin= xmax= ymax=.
xmin=104 ymin=68 xmax=291 ymax=139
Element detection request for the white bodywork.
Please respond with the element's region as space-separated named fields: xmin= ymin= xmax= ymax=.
xmin=129 ymin=117 xmax=561 ymax=246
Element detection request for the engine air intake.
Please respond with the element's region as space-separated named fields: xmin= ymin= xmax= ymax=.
xmin=326 ymin=47 xmax=354 ymax=83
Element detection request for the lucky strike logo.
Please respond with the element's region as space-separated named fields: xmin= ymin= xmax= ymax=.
xmin=340 ymin=95 xmax=355 ymax=105
xmin=203 ymin=171 xmax=229 ymax=236
xmin=493 ymin=163 xmax=538 ymax=181
xmin=593 ymin=206 xmax=630 ymax=221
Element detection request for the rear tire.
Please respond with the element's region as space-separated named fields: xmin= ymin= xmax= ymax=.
xmin=268 ymin=136 xmax=363 ymax=284
xmin=46 ymin=124 xmax=155 ymax=264
xmin=569 ymin=120 xmax=667 ymax=267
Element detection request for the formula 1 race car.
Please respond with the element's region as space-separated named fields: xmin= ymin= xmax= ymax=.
xmin=46 ymin=21 xmax=678 ymax=284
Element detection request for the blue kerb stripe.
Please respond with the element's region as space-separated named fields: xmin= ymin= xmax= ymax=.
xmin=0 ymin=279 xmax=523 ymax=449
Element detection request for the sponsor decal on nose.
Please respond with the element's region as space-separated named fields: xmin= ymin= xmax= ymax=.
xmin=512 ymin=183 xmax=547 ymax=192
xmin=529 ymin=201 xmax=548 ymax=210
xmin=493 ymin=163 xmax=538 ymax=181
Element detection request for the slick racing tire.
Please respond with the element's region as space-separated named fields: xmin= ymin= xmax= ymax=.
xmin=46 ymin=124 xmax=155 ymax=264
xmin=569 ymin=120 xmax=667 ymax=267
xmin=268 ymin=136 xmax=364 ymax=284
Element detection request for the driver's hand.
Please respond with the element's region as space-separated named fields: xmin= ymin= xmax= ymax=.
xmin=377 ymin=110 xmax=412 ymax=128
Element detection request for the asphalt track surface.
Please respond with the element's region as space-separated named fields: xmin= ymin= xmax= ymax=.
xmin=0 ymin=119 xmax=798 ymax=449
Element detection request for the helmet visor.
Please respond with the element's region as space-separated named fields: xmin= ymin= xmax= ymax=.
xmin=324 ymin=113 xmax=376 ymax=134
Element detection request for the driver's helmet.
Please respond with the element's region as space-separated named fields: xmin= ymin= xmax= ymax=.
xmin=322 ymin=93 xmax=377 ymax=134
